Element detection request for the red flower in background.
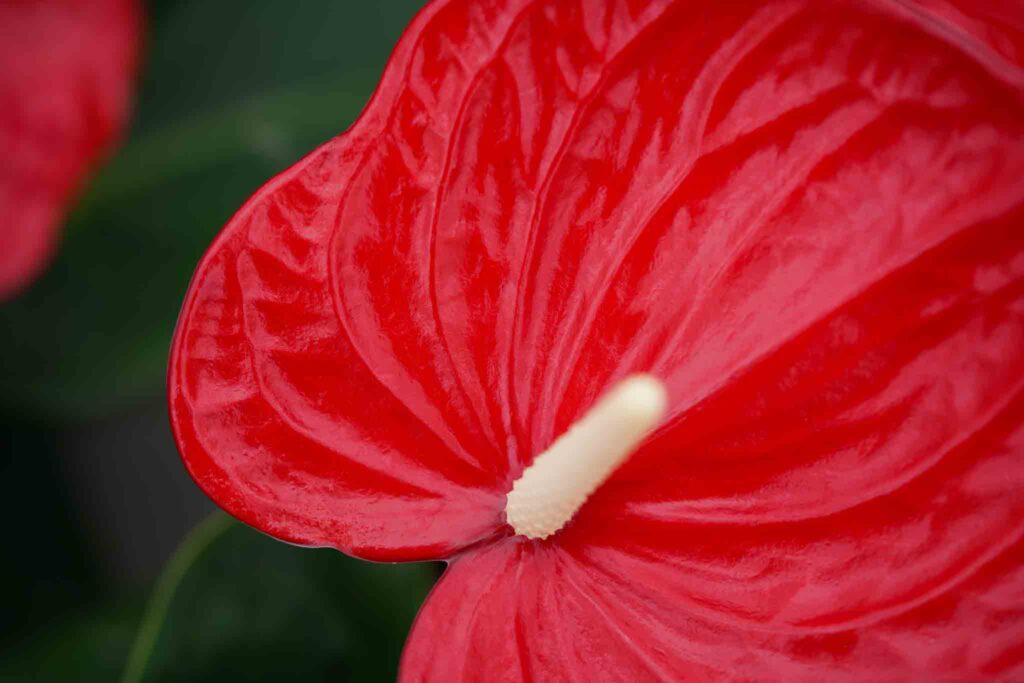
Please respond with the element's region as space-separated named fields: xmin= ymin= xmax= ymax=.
xmin=0 ymin=0 xmax=140 ymax=300
xmin=170 ymin=1 xmax=1024 ymax=680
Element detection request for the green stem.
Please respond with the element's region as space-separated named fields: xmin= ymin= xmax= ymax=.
xmin=120 ymin=512 xmax=235 ymax=683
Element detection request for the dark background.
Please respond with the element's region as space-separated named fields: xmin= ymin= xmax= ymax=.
xmin=0 ymin=2 xmax=437 ymax=680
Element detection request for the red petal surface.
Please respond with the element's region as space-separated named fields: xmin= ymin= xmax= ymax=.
xmin=169 ymin=0 xmax=1024 ymax=677
xmin=0 ymin=0 xmax=139 ymax=300
xmin=403 ymin=533 xmax=1024 ymax=681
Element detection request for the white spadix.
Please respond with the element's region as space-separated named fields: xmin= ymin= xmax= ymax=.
xmin=505 ymin=374 xmax=668 ymax=540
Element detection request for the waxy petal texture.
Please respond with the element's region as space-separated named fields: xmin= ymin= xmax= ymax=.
xmin=0 ymin=0 xmax=139 ymax=300
xmin=169 ymin=0 xmax=1024 ymax=679
xmin=404 ymin=534 xmax=1024 ymax=681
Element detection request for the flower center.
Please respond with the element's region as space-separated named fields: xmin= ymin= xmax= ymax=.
xmin=504 ymin=374 xmax=668 ymax=540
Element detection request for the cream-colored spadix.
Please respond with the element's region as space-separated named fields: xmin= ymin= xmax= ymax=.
xmin=505 ymin=374 xmax=668 ymax=540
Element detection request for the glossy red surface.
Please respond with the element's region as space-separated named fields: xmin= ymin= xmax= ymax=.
xmin=0 ymin=0 xmax=139 ymax=300
xmin=168 ymin=1 xmax=1024 ymax=680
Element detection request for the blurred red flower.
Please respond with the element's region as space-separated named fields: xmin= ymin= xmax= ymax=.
xmin=170 ymin=1 xmax=1024 ymax=680
xmin=0 ymin=0 xmax=140 ymax=300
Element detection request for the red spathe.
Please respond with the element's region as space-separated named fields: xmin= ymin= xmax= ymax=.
xmin=0 ymin=0 xmax=140 ymax=300
xmin=169 ymin=1 xmax=1024 ymax=680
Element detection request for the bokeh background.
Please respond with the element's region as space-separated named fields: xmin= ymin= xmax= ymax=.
xmin=0 ymin=2 xmax=441 ymax=680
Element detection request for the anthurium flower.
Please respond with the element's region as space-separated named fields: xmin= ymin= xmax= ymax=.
xmin=169 ymin=1 xmax=1024 ymax=680
xmin=0 ymin=0 xmax=139 ymax=300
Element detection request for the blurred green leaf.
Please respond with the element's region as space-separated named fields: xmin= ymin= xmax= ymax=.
xmin=0 ymin=0 xmax=425 ymax=420
xmin=0 ymin=596 xmax=145 ymax=683
xmin=122 ymin=514 xmax=438 ymax=683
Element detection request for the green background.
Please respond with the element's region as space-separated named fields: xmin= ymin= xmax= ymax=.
xmin=0 ymin=2 xmax=438 ymax=680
